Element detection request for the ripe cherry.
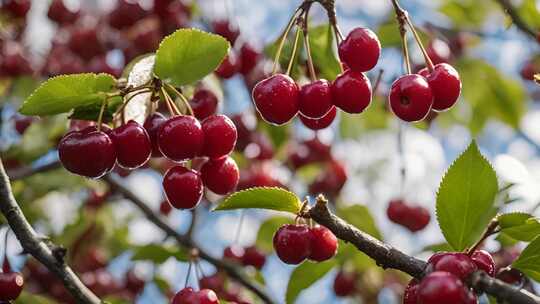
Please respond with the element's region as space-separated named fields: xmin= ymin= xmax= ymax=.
xmin=163 ymin=166 xmax=203 ymax=209
xmin=386 ymin=199 xmax=430 ymax=232
xmin=0 ymin=272 xmax=24 ymax=301
xmin=403 ymin=279 xmax=419 ymax=304
xmin=239 ymin=43 xmax=261 ymax=75
xmin=201 ymin=157 xmax=239 ymax=195
xmin=389 ymin=74 xmax=433 ymax=122
xmin=333 ymin=270 xmax=356 ymax=297
xmin=130 ymin=18 xmax=161 ymax=53
xmin=13 ymin=115 xmax=34 ymax=135
xmin=201 ymin=115 xmax=237 ymax=159
xmin=159 ymin=200 xmax=172 ymax=216
xmin=331 ymin=70 xmax=372 ymax=114
xmin=417 ymin=271 xmax=469 ymax=304
xmin=299 ymin=79 xmax=333 ymax=119
xmin=212 ymin=19 xmax=240 ymax=45
xmin=223 ymin=245 xmax=245 ymax=264
xmin=338 ymin=27 xmax=381 ymax=72
xmin=58 ymin=127 xmax=116 ymax=178
xmin=1 ymin=0 xmax=30 ymax=18
xmin=143 ymin=113 xmax=167 ymax=157
xmin=430 ymin=253 xmax=477 ymax=280
xmin=68 ymin=27 xmax=104 ymax=61
xmin=308 ymin=225 xmax=338 ymax=262
xmin=419 ymin=63 xmax=461 ymax=111
xmin=300 ymin=106 xmax=337 ymax=130
xmin=172 ymin=287 xmax=195 ymax=304
xmin=427 ymin=39 xmax=451 ymax=65
xmin=158 ymin=115 xmax=204 ymax=162
xmin=108 ymin=0 xmax=147 ymax=30
xmin=497 ymin=267 xmax=523 ymax=285
xmin=520 ymin=61 xmax=536 ymax=81
xmin=242 ymin=246 xmax=266 ymax=269
xmin=471 ymin=250 xmax=495 ymax=277
xmin=199 ymin=273 xmax=225 ymax=293
xmin=196 ymin=289 xmax=220 ymax=304
xmin=190 ymin=89 xmax=218 ymax=121
xmin=47 ymin=0 xmax=79 ymax=24
xmin=109 ymin=121 xmax=151 ymax=169
xmin=308 ymin=160 xmax=347 ymax=198
xmin=215 ymin=52 xmax=240 ymax=79
xmin=125 ymin=269 xmax=145 ymax=294
xmin=273 ymin=224 xmax=312 ymax=264
xmin=252 ymin=74 xmax=299 ymax=125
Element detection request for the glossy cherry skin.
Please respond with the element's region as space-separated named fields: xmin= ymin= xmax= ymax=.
xmin=331 ymin=70 xmax=372 ymax=114
xmin=403 ymin=279 xmax=419 ymax=304
xmin=58 ymin=127 xmax=116 ymax=178
xmin=299 ymin=79 xmax=333 ymax=119
xmin=242 ymin=246 xmax=266 ymax=269
xmin=196 ymin=289 xmax=220 ymax=304
xmin=162 ymin=166 xmax=203 ymax=209
xmin=68 ymin=27 xmax=104 ymax=61
xmin=333 ymin=270 xmax=356 ymax=297
xmin=419 ymin=63 xmax=461 ymax=111
xmin=300 ymin=106 xmax=337 ymax=130
xmin=201 ymin=115 xmax=237 ymax=159
xmin=338 ymin=27 xmax=381 ymax=72
xmin=47 ymin=0 xmax=79 ymax=24
xmin=215 ymin=52 xmax=240 ymax=79
xmin=239 ymin=43 xmax=260 ymax=75
xmin=223 ymin=245 xmax=245 ymax=263
xmin=1 ymin=0 xmax=30 ymax=18
xmin=417 ymin=271 xmax=469 ymax=304
xmin=0 ymin=272 xmax=24 ymax=301
xmin=427 ymin=39 xmax=451 ymax=65
xmin=108 ymin=0 xmax=147 ymax=30
xmin=201 ymin=157 xmax=239 ymax=195
xmin=172 ymin=287 xmax=196 ymax=304
xmin=109 ymin=121 xmax=151 ymax=169
xmin=430 ymin=253 xmax=477 ymax=281
xmin=389 ymin=74 xmax=433 ymax=122
xmin=212 ymin=19 xmax=240 ymax=45
xmin=158 ymin=115 xmax=204 ymax=162
xmin=252 ymin=74 xmax=299 ymax=125
xmin=190 ymin=89 xmax=218 ymax=121
xmin=143 ymin=113 xmax=167 ymax=157
xmin=273 ymin=224 xmax=312 ymax=264
xmin=308 ymin=225 xmax=338 ymax=262
xmin=471 ymin=250 xmax=496 ymax=277
xmin=387 ymin=199 xmax=430 ymax=232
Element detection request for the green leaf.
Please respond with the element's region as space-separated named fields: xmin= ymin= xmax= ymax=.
xmin=422 ymin=242 xmax=454 ymax=253
xmin=70 ymin=96 xmax=123 ymax=122
xmin=513 ymin=236 xmax=540 ymax=282
xmin=154 ymin=28 xmax=229 ymax=86
xmin=498 ymin=213 xmax=540 ymax=242
xmin=19 ymin=73 xmax=117 ymax=116
xmin=309 ymin=24 xmax=341 ymax=80
xmin=256 ymin=216 xmax=291 ymax=252
xmin=339 ymin=96 xmax=389 ymax=138
xmin=16 ymin=292 xmax=57 ymax=304
xmin=132 ymin=244 xmax=188 ymax=263
xmin=335 ymin=242 xmax=375 ymax=271
xmin=436 ymin=141 xmax=498 ymax=251
xmin=286 ymin=260 xmax=336 ymax=304
xmin=214 ymin=187 xmax=302 ymax=214
xmin=337 ymin=205 xmax=382 ymax=240
xmin=439 ymin=0 xmax=494 ymax=27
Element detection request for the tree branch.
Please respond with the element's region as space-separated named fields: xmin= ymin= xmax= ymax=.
xmin=7 ymin=160 xmax=61 ymax=180
xmin=307 ymin=196 xmax=540 ymax=304
xmin=0 ymin=158 xmax=100 ymax=304
xmin=494 ymin=0 xmax=538 ymax=39
xmin=103 ymin=174 xmax=276 ymax=304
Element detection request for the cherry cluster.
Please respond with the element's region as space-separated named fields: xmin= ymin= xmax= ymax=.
xmin=404 ymin=250 xmax=496 ymax=304
xmin=386 ymin=199 xmax=430 ymax=232
xmin=273 ymin=224 xmax=338 ymax=265
xmin=223 ymin=245 xmax=267 ymax=270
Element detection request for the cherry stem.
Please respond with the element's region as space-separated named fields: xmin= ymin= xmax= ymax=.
xmin=272 ymin=7 xmax=303 ymax=75
xmin=286 ymin=26 xmax=303 ymax=76
xmin=466 ymin=219 xmax=500 ymax=256
xmin=96 ymin=96 xmax=109 ymax=132
xmin=2 ymin=227 xmax=8 ymax=272
xmin=115 ymin=89 xmax=152 ymax=124
xmin=165 ymin=84 xmax=194 ymax=116
xmin=301 ymin=2 xmax=317 ymax=82
xmin=184 ymin=261 xmax=193 ymax=288
xmin=161 ymin=87 xmax=181 ymax=116
xmin=404 ymin=16 xmax=434 ymax=72
xmin=233 ymin=210 xmax=245 ymax=245
xmin=372 ymin=69 xmax=384 ymax=95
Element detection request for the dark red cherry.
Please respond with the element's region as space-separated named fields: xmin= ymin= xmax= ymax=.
xmin=13 ymin=115 xmax=34 ymax=135
xmin=427 ymin=39 xmax=451 ymax=65
xmin=223 ymin=245 xmax=245 ymax=264
xmin=215 ymin=51 xmax=240 ymax=79
xmin=1 ymin=0 xmax=30 ymax=18
xmin=308 ymin=225 xmax=338 ymax=262
xmin=471 ymin=250 xmax=496 ymax=277
xmin=129 ymin=17 xmax=161 ymax=54
xmin=143 ymin=113 xmax=167 ymax=157
xmin=252 ymin=74 xmax=299 ymax=125
xmin=212 ymin=19 xmax=240 ymax=45
xmin=338 ymin=27 xmax=381 ymax=72
xmin=68 ymin=27 xmax=104 ymax=61
xmin=195 ymin=289 xmax=219 ymax=304
xmin=331 ymin=70 xmax=372 ymax=114
xmin=389 ymin=74 xmax=433 ymax=122
xmin=242 ymin=246 xmax=266 ymax=269
xmin=47 ymin=0 xmax=79 ymax=24
xmin=333 ymin=270 xmax=356 ymax=297
xmin=300 ymin=106 xmax=337 ymax=130
xmin=403 ymin=279 xmax=419 ymax=304
xmin=162 ymin=166 xmax=203 ymax=209
xmin=497 ymin=267 xmax=523 ymax=285
xmin=419 ymin=63 xmax=461 ymax=111
xmin=273 ymin=224 xmax=312 ymax=264
xmin=0 ymin=272 xmax=24 ymax=301
xmin=125 ymin=269 xmax=145 ymax=294
xmin=190 ymin=89 xmax=218 ymax=121
xmin=158 ymin=115 xmax=204 ymax=162
xmin=201 ymin=115 xmax=237 ymax=159
xmin=430 ymin=253 xmax=477 ymax=281
xmin=172 ymin=287 xmax=196 ymax=304
xmin=239 ymin=43 xmax=260 ymax=75
xmin=109 ymin=120 xmax=151 ymax=169
xmin=58 ymin=127 xmax=116 ymax=178
xmin=159 ymin=200 xmax=172 ymax=216
xmin=521 ymin=61 xmax=536 ymax=81
xmin=417 ymin=271 xmax=469 ymax=304
xmin=108 ymin=0 xmax=147 ymax=29
xmin=299 ymin=79 xmax=333 ymax=119
xmin=201 ymin=156 xmax=239 ymax=195
xmin=199 ymin=273 xmax=225 ymax=293
xmin=0 ymin=44 xmax=32 ymax=76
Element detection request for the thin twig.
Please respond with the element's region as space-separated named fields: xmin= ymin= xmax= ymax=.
xmin=494 ymin=0 xmax=537 ymax=39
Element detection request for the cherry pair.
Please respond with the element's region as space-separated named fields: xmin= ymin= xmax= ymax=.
xmin=172 ymin=287 xmax=219 ymax=304
xmin=404 ymin=251 xmax=495 ymax=304
xmin=273 ymin=224 xmax=338 ymax=265
xmin=223 ymin=245 xmax=266 ymax=270
xmin=386 ymin=199 xmax=430 ymax=232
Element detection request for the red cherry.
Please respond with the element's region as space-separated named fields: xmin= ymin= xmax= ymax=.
xmin=333 ymin=270 xmax=356 ymax=297
xmin=201 ymin=115 xmax=237 ymax=159
xmin=0 ymin=272 xmax=24 ymax=301
xmin=252 ymin=74 xmax=299 ymax=125
xmin=158 ymin=115 xmax=204 ymax=162
xmin=427 ymin=39 xmax=451 ymax=65
xmin=331 ymin=70 xmax=372 ymax=114
xmin=58 ymin=127 xmax=116 ymax=178
xmin=471 ymin=250 xmax=495 ymax=277
xmin=161 ymin=1 xmax=190 ymax=35
xmin=125 ymin=269 xmax=145 ymax=294
xmin=159 ymin=200 xmax=172 ymax=216
xmin=389 ymin=74 xmax=433 ymax=122
xmin=273 ymin=224 xmax=312 ymax=264
xmin=520 ymin=61 xmax=537 ymax=81
xmin=419 ymin=63 xmax=461 ymax=111
xmin=130 ymin=17 xmax=161 ymax=53
xmin=242 ymin=246 xmax=266 ymax=269
xmin=195 ymin=289 xmax=219 ymax=304
xmin=189 ymin=89 xmax=218 ymax=121
xmin=13 ymin=115 xmax=34 ymax=135
xmin=300 ymin=106 xmax=337 ymax=130
xmin=68 ymin=27 xmax=104 ymax=61
xmin=338 ymin=27 xmax=381 ymax=72
xmin=212 ymin=19 xmax=240 ymax=45
xmin=308 ymin=160 xmax=347 ymax=198
xmin=0 ymin=44 xmax=32 ymax=76
xmin=403 ymin=279 xmax=419 ymax=304
xmin=417 ymin=271 xmax=469 ymax=304
xmin=308 ymin=225 xmax=338 ymax=262
xmin=223 ymin=245 xmax=245 ymax=263
xmin=1 ymin=0 xmax=30 ymax=18
xmin=143 ymin=113 xmax=167 ymax=157
xmin=299 ymin=79 xmax=333 ymax=119
xmin=215 ymin=52 xmax=240 ymax=79
xmin=108 ymin=0 xmax=147 ymax=30
xmin=244 ymin=132 xmax=274 ymax=160
xmin=85 ymin=189 xmax=109 ymax=209
xmin=496 ymin=267 xmax=523 ymax=285
xmin=172 ymin=287 xmax=196 ymax=304
xmin=47 ymin=0 xmax=79 ymax=24
xmin=239 ymin=43 xmax=261 ymax=75
xmin=430 ymin=253 xmax=477 ymax=281
xmin=464 ymin=289 xmax=479 ymax=304
xmin=109 ymin=121 xmax=151 ymax=169
xmin=163 ymin=166 xmax=203 ymax=209
xmin=201 ymin=156 xmax=239 ymax=195
xmin=199 ymin=273 xmax=225 ymax=293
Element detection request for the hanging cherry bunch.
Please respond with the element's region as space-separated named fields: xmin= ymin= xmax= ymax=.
xmin=252 ymin=0 xmax=381 ymax=130
xmin=386 ymin=199 xmax=430 ymax=232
